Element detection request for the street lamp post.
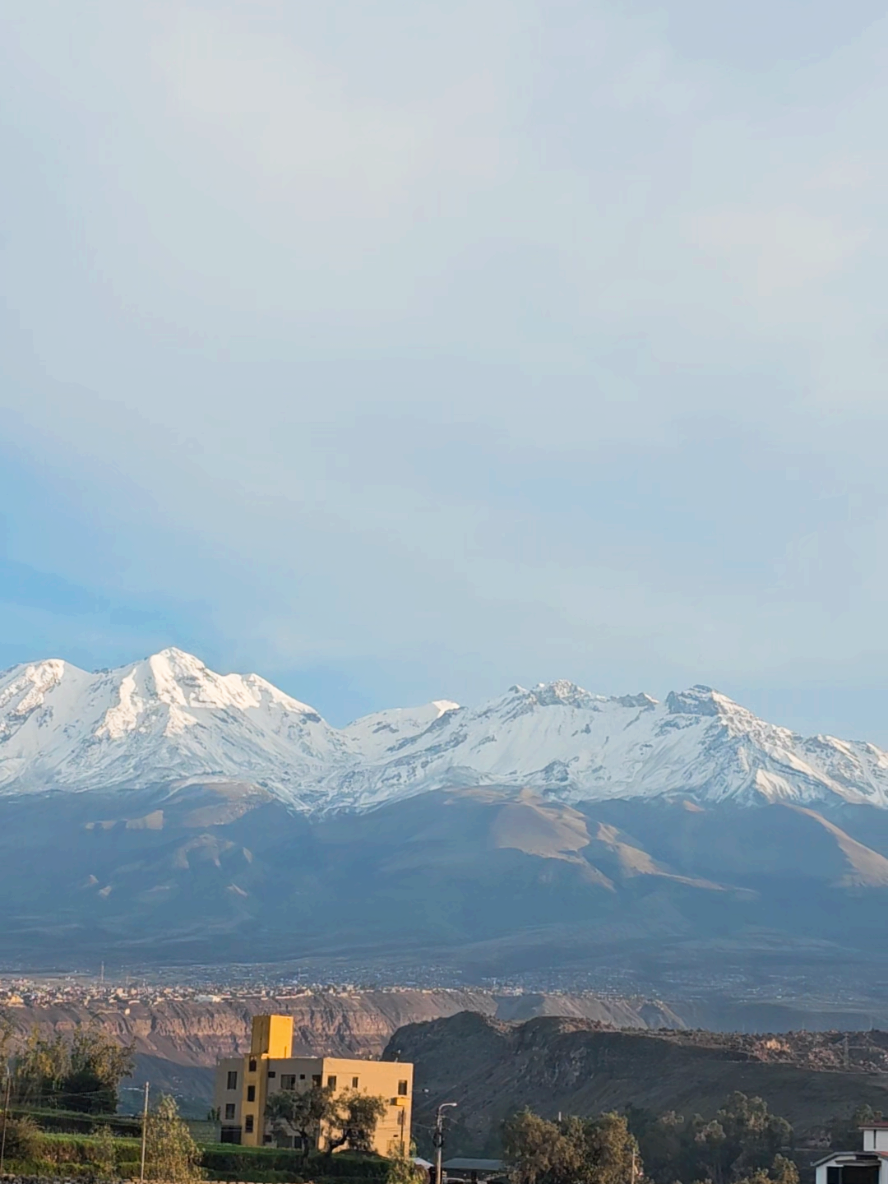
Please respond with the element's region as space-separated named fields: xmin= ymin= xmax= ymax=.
xmin=433 ymin=1103 xmax=458 ymax=1184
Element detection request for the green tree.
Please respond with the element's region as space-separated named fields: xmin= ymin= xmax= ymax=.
xmin=504 ymin=1109 xmax=641 ymax=1184
xmin=13 ymin=1030 xmax=69 ymax=1104
xmin=144 ymin=1094 xmax=202 ymax=1182
xmin=64 ymin=1026 xmax=135 ymax=1114
xmin=829 ymin=1106 xmax=883 ymax=1151
xmin=0 ymin=1012 xmax=14 ymax=1065
xmin=1 ymin=1114 xmax=43 ymax=1167
xmin=769 ymin=1153 xmax=800 ymax=1184
xmin=91 ymin=1123 xmax=119 ymax=1181
xmin=503 ymin=1109 xmax=560 ymax=1184
xmin=334 ymin=1090 xmax=388 ymax=1154
xmin=633 ymin=1093 xmax=793 ymax=1184
xmin=733 ymin=1156 xmax=800 ymax=1184
xmin=387 ymin=1144 xmax=427 ymax=1184
xmin=13 ymin=1024 xmax=134 ymax=1114
xmin=265 ymin=1084 xmax=337 ymax=1157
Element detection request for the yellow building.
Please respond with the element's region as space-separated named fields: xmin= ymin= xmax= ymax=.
xmin=213 ymin=1015 xmax=413 ymax=1156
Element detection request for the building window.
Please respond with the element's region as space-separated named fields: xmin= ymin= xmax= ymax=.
xmin=245 ymin=1115 xmax=254 ymax=1134
xmin=398 ymin=1081 xmax=408 ymax=1096
xmin=327 ymin=1076 xmax=337 ymax=1089
xmin=281 ymin=1075 xmax=296 ymax=1091
xmin=227 ymin=1071 xmax=238 ymax=1090
xmin=247 ymin=1086 xmax=256 ymax=1102
xmin=312 ymin=1075 xmax=322 ymax=1086
xmin=249 ymin=1059 xmax=257 ymax=1073
xmin=352 ymin=1077 xmax=360 ymax=1089
xmin=268 ymin=1071 xmax=276 ymax=1079
xmin=300 ymin=1074 xmax=306 ymax=1080
xmin=224 ymin=1104 xmax=236 ymax=1120
xmin=827 ymin=1170 xmax=840 ymax=1184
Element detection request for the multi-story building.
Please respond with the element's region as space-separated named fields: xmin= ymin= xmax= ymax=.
xmin=213 ymin=1014 xmax=413 ymax=1154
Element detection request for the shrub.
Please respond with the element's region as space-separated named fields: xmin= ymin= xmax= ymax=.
xmin=2 ymin=1114 xmax=43 ymax=1163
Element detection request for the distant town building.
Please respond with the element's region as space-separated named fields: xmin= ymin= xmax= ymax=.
xmin=815 ymin=1119 xmax=888 ymax=1184
xmin=213 ymin=1014 xmax=413 ymax=1154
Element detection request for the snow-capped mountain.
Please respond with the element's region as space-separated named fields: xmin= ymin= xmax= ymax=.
xmin=0 ymin=649 xmax=349 ymax=807
xmin=2 ymin=648 xmax=888 ymax=812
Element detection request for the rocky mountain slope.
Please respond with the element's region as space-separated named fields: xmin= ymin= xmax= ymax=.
xmin=3 ymin=780 xmax=888 ymax=981
xmin=3 ymin=649 xmax=888 ymax=811
xmin=386 ymin=1013 xmax=888 ymax=1155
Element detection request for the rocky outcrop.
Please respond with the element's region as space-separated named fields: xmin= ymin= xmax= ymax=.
xmin=386 ymin=1012 xmax=888 ymax=1155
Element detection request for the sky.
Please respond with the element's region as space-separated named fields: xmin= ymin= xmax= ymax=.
xmin=2 ymin=1 xmax=888 ymax=737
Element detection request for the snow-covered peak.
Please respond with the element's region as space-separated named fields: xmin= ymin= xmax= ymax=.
xmin=666 ymin=684 xmax=751 ymax=719
xmin=0 ymin=650 xmax=342 ymax=805
xmin=3 ymin=650 xmax=888 ymax=814
xmin=339 ymin=698 xmax=460 ymax=762
xmin=533 ymin=680 xmax=608 ymax=708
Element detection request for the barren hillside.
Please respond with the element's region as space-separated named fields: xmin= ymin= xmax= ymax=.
xmin=386 ymin=1012 xmax=888 ymax=1156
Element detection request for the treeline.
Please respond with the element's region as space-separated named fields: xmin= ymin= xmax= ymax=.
xmin=1 ymin=1017 xmax=134 ymax=1114
xmin=3 ymin=1093 xmax=203 ymax=1181
xmin=503 ymin=1093 xmax=802 ymax=1184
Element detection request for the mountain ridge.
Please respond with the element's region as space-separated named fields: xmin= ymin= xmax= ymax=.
xmin=3 ymin=648 xmax=888 ymax=813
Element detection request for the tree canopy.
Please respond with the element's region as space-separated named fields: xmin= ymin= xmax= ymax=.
xmin=505 ymin=1093 xmax=796 ymax=1184
xmin=625 ymin=1092 xmax=794 ymax=1184
xmin=265 ymin=1084 xmax=338 ymax=1155
xmin=265 ymin=1084 xmax=388 ymax=1156
xmin=144 ymin=1093 xmax=202 ymax=1182
xmin=503 ymin=1109 xmax=640 ymax=1184
xmin=13 ymin=1024 xmax=134 ymax=1115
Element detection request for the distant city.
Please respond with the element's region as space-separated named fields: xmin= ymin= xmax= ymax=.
xmin=1 ymin=959 xmax=883 ymax=1013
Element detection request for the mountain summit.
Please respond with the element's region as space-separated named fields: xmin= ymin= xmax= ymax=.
xmin=1 ymin=649 xmax=887 ymax=812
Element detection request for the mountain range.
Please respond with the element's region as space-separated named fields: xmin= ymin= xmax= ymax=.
xmin=3 ymin=647 xmax=888 ymax=811
xmin=4 ymin=647 xmax=888 ymax=991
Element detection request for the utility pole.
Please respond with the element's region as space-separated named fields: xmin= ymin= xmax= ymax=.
xmin=0 ymin=1069 xmax=11 ymax=1174
xmin=434 ymin=1103 xmax=457 ymax=1184
xmin=139 ymin=1082 xmax=149 ymax=1183
xmin=397 ymin=1103 xmax=408 ymax=1155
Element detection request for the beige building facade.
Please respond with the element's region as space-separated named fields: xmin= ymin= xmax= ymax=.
xmin=213 ymin=1014 xmax=413 ymax=1155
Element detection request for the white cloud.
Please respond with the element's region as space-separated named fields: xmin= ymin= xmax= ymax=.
xmin=4 ymin=0 xmax=888 ymax=730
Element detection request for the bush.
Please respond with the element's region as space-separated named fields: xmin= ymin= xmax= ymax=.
xmin=2 ymin=1114 xmax=43 ymax=1163
xmin=200 ymin=1145 xmax=388 ymax=1182
xmin=2 ymin=1127 xmax=141 ymax=1178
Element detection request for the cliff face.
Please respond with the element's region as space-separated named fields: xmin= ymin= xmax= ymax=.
xmin=4 ymin=990 xmax=680 ymax=1066
xmin=385 ymin=1013 xmax=888 ymax=1156
xmin=1 ymin=989 xmax=684 ymax=1111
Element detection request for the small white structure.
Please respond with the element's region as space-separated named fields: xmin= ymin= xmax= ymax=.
xmin=815 ymin=1122 xmax=888 ymax=1184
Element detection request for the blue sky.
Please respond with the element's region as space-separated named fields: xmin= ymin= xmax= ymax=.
xmin=2 ymin=0 xmax=888 ymax=736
